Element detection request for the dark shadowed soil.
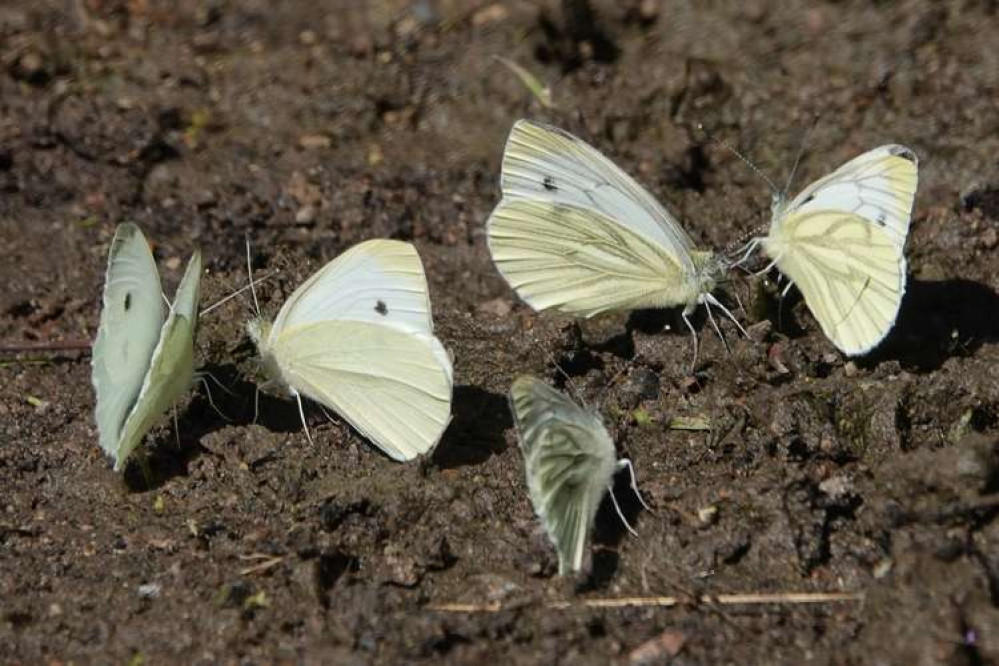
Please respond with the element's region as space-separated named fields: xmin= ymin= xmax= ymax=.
xmin=3 ymin=1 xmax=999 ymax=663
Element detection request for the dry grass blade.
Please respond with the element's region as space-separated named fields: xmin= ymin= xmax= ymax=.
xmin=427 ymin=591 xmax=863 ymax=613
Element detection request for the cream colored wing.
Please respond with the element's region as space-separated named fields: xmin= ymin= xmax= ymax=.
xmin=271 ymin=239 xmax=434 ymax=336
xmin=92 ymin=223 xmax=166 ymax=462
xmin=781 ymin=145 xmax=917 ymax=249
xmin=488 ymin=199 xmax=703 ymax=317
xmin=500 ymin=120 xmax=699 ymax=270
xmin=113 ymin=250 xmax=202 ymax=470
xmin=272 ymin=320 xmax=453 ymax=462
xmin=509 ymin=376 xmax=617 ymax=574
xmin=764 ymin=210 xmax=905 ymax=355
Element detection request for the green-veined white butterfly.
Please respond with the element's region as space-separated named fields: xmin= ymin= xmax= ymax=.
xmin=738 ymin=144 xmax=918 ymax=355
xmin=247 ymin=239 xmax=454 ymax=462
xmin=509 ymin=375 xmax=649 ymax=575
xmin=91 ymin=223 xmax=202 ymax=471
xmin=486 ymin=119 xmax=745 ymax=365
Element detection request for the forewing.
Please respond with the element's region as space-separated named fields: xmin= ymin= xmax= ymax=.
xmin=500 ymin=120 xmax=697 ymax=270
xmin=272 ymin=239 xmax=434 ymax=337
xmin=768 ymin=210 xmax=905 ymax=355
xmin=274 ymin=320 xmax=454 ymax=461
xmin=488 ymin=199 xmax=692 ymax=317
xmin=91 ymin=223 xmax=167 ymax=460
xmin=509 ymin=376 xmax=617 ymax=574
xmin=785 ymin=145 xmax=917 ymax=249
xmin=113 ymin=251 xmax=201 ymax=470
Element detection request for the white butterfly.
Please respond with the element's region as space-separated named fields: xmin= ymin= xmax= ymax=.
xmin=486 ymin=119 xmax=745 ymax=364
xmin=91 ymin=223 xmax=202 ymax=471
xmin=509 ymin=375 xmax=649 ymax=575
xmin=247 ymin=239 xmax=454 ymax=462
xmin=738 ymin=144 xmax=918 ymax=355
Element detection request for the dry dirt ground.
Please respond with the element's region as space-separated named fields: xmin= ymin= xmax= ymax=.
xmin=3 ymin=1 xmax=999 ymax=664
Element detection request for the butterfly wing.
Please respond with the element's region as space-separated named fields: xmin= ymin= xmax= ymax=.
xmin=781 ymin=144 xmax=918 ymax=248
xmin=766 ymin=145 xmax=917 ymax=355
xmin=271 ymin=320 xmax=453 ymax=461
xmin=765 ymin=210 xmax=905 ymax=355
xmin=271 ymin=239 xmax=435 ymax=336
xmin=509 ymin=376 xmax=617 ymax=574
xmin=112 ymin=250 xmax=202 ymax=470
xmin=489 ymin=199 xmax=698 ymax=317
xmin=499 ymin=119 xmax=699 ymax=267
xmin=92 ymin=223 xmax=167 ymax=461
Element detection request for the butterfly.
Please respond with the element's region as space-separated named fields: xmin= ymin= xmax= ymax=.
xmin=738 ymin=144 xmax=918 ymax=355
xmin=247 ymin=239 xmax=454 ymax=462
xmin=508 ymin=375 xmax=649 ymax=575
xmin=486 ymin=119 xmax=745 ymax=366
xmin=91 ymin=223 xmax=202 ymax=471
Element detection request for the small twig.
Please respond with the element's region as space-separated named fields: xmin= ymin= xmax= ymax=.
xmin=0 ymin=340 xmax=92 ymax=353
xmin=238 ymin=554 xmax=286 ymax=576
xmin=427 ymin=591 xmax=863 ymax=613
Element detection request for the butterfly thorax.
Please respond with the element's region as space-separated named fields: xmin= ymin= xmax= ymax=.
xmin=690 ymin=250 xmax=723 ymax=304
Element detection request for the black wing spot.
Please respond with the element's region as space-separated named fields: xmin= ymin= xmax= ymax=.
xmin=124 ymin=293 xmax=132 ymax=311
xmin=876 ymin=211 xmax=887 ymax=226
xmin=375 ymin=300 xmax=388 ymax=316
xmin=543 ymin=175 xmax=558 ymax=192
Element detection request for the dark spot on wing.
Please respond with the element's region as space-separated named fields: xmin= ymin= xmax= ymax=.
xmin=801 ymin=194 xmax=816 ymax=205
xmin=889 ymin=146 xmax=918 ymax=163
xmin=543 ymin=175 xmax=558 ymax=192
xmin=124 ymin=292 xmax=132 ymax=311
xmin=876 ymin=211 xmax=887 ymax=226
xmin=375 ymin=300 xmax=388 ymax=316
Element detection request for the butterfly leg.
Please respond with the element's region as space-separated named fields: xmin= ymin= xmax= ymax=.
xmin=681 ymin=305 xmax=699 ymax=372
xmin=703 ymin=299 xmax=731 ymax=354
xmin=778 ymin=278 xmax=795 ymax=331
xmin=196 ymin=375 xmax=231 ymax=422
xmin=293 ymin=390 xmax=314 ymax=445
xmin=704 ymin=293 xmax=750 ymax=339
xmin=607 ymin=484 xmax=639 ymax=537
xmin=729 ymin=237 xmax=762 ymax=270
xmin=172 ymin=406 xmax=181 ymax=449
xmin=617 ymin=458 xmax=653 ymax=513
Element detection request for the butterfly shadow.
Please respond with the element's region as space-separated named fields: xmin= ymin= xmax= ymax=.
xmin=432 ymin=386 xmax=512 ymax=469
xmin=121 ymin=361 xmax=300 ymax=491
xmin=582 ymin=472 xmax=647 ymax=591
xmin=873 ymin=278 xmax=999 ymax=371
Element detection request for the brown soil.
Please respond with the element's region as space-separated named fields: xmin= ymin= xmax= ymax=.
xmin=3 ymin=1 xmax=999 ymax=663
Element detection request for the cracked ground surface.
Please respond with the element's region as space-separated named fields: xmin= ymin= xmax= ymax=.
xmin=2 ymin=1 xmax=999 ymax=663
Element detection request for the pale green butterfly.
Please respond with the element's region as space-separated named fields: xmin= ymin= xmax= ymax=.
xmin=486 ymin=119 xmax=747 ymax=366
xmin=246 ymin=239 xmax=454 ymax=462
xmin=734 ymin=144 xmax=918 ymax=354
xmin=509 ymin=375 xmax=650 ymax=575
xmin=91 ymin=223 xmax=201 ymax=471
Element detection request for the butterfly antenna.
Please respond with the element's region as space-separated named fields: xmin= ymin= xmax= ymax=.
xmin=596 ymin=362 xmax=633 ymax=413
xmin=200 ymin=271 xmax=279 ymax=318
xmin=697 ymin=123 xmax=778 ymax=196
xmin=246 ymin=234 xmax=261 ymax=318
xmin=782 ymin=114 xmax=821 ymax=200
xmin=617 ymin=459 xmax=653 ymax=513
xmin=544 ymin=346 xmax=587 ymax=408
xmin=607 ymin=485 xmax=639 ymax=537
